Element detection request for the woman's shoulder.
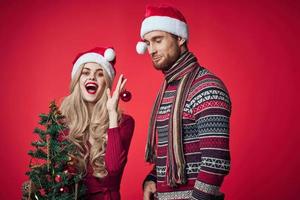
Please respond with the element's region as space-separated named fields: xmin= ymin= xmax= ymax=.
xmin=120 ymin=113 xmax=135 ymax=125
xmin=119 ymin=113 xmax=135 ymax=130
xmin=117 ymin=114 xmax=135 ymax=139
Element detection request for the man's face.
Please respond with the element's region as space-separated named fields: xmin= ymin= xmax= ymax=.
xmin=143 ymin=31 xmax=183 ymax=71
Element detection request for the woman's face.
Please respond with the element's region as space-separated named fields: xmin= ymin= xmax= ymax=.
xmin=79 ymin=62 xmax=106 ymax=104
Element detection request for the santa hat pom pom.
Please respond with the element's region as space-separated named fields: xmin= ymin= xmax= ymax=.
xmin=104 ymin=48 xmax=115 ymax=62
xmin=136 ymin=41 xmax=147 ymax=54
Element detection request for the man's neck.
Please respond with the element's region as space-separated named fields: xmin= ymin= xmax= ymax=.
xmin=162 ymin=50 xmax=189 ymax=73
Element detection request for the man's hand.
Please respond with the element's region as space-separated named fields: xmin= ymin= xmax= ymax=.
xmin=143 ymin=180 xmax=157 ymax=200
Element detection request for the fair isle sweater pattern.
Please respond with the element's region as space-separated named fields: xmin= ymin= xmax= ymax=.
xmin=149 ymin=63 xmax=231 ymax=200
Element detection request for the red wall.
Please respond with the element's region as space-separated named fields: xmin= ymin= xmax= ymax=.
xmin=0 ymin=1 xmax=299 ymax=199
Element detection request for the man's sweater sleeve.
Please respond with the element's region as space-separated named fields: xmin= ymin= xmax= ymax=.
xmin=191 ymin=79 xmax=231 ymax=200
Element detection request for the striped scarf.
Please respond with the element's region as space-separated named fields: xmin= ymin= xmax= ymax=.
xmin=145 ymin=51 xmax=201 ymax=187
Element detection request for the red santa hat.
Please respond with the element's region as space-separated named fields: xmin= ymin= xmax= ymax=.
xmin=72 ymin=47 xmax=116 ymax=80
xmin=136 ymin=5 xmax=189 ymax=54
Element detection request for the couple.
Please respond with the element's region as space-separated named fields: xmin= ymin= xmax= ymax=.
xmin=54 ymin=5 xmax=231 ymax=200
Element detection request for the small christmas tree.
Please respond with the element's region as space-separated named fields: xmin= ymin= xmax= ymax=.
xmin=23 ymin=101 xmax=86 ymax=199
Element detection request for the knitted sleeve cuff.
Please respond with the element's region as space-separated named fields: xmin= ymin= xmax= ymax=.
xmin=191 ymin=189 xmax=224 ymax=200
xmin=191 ymin=180 xmax=224 ymax=200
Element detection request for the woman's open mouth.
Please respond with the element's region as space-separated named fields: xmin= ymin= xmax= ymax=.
xmin=85 ymin=82 xmax=98 ymax=94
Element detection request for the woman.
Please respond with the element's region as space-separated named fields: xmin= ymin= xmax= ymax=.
xmin=60 ymin=46 xmax=134 ymax=200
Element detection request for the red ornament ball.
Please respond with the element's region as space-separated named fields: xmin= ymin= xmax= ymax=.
xmin=55 ymin=174 xmax=62 ymax=182
xmin=120 ymin=90 xmax=132 ymax=102
xmin=39 ymin=188 xmax=46 ymax=196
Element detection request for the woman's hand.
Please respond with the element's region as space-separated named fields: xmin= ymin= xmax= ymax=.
xmin=106 ymin=74 xmax=127 ymax=128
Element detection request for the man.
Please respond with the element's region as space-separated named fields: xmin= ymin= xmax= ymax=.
xmin=136 ymin=5 xmax=231 ymax=200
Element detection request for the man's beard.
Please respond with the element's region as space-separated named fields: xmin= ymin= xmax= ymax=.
xmin=152 ymin=55 xmax=178 ymax=71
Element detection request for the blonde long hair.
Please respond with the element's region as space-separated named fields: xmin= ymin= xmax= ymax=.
xmin=60 ymin=63 xmax=120 ymax=178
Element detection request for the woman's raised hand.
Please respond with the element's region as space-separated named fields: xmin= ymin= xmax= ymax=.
xmin=106 ymin=74 xmax=127 ymax=127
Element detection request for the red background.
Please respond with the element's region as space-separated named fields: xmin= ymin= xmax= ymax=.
xmin=0 ymin=0 xmax=299 ymax=199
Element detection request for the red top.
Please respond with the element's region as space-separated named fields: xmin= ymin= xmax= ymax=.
xmin=84 ymin=114 xmax=135 ymax=200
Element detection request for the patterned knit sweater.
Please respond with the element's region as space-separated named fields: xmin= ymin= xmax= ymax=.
xmin=145 ymin=52 xmax=231 ymax=200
